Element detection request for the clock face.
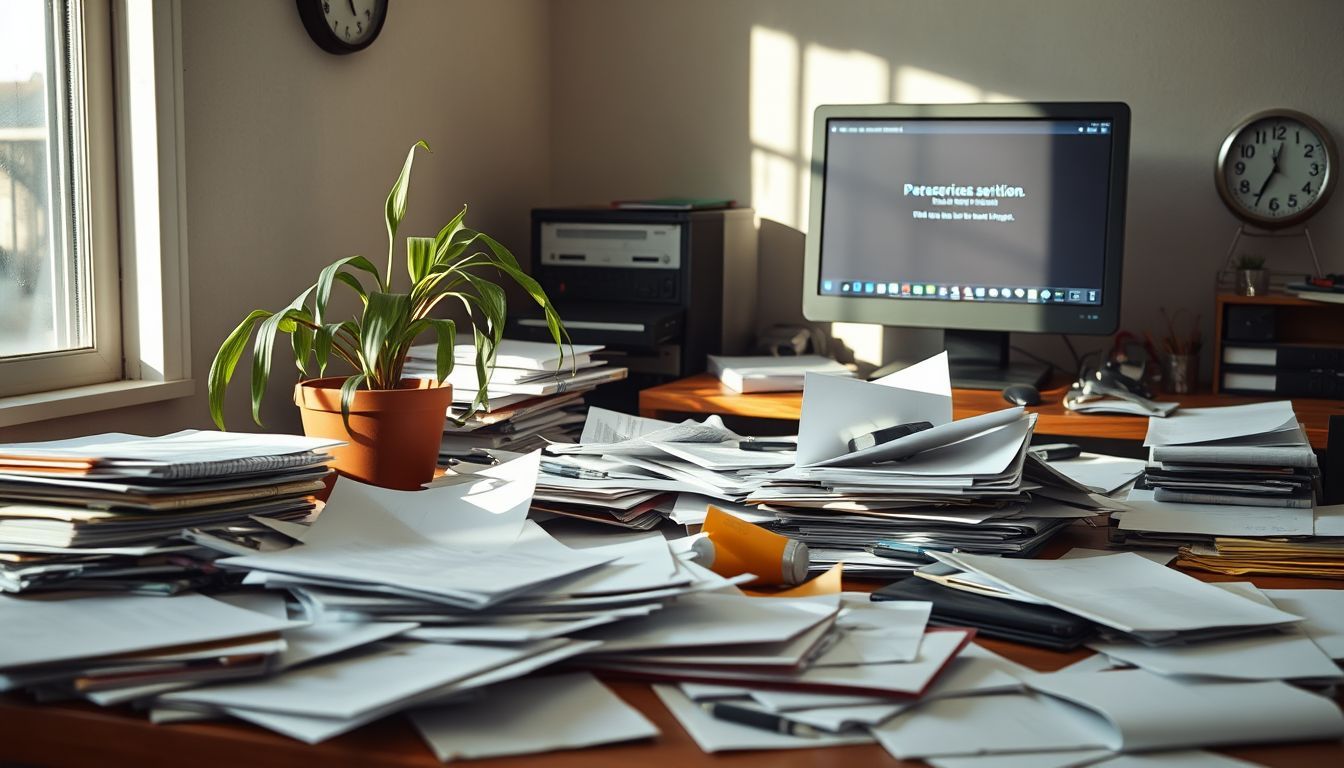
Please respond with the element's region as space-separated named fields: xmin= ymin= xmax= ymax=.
xmin=296 ymin=0 xmax=388 ymax=55
xmin=1217 ymin=110 xmax=1337 ymax=228
xmin=322 ymin=0 xmax=383 ymax=47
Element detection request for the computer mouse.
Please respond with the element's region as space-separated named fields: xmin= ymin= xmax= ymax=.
xmin=1002 ymin=383 xmax=1041 ymax=407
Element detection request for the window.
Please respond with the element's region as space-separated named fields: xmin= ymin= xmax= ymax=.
xmin=0 ymin=0 xmax=192 ymax=425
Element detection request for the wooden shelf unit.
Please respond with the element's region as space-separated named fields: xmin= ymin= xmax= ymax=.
xmin=1213 ymin=293 xmax=1344 ymax=395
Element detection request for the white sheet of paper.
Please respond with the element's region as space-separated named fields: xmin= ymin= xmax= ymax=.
xmin=219 ymin=639 xmax=598 ymax=744
xmin=1058 ymin=548 xmax=1175 ymax=566
xmin=311 ymin=451 xmax=539 ymax=549
xmin=669 ymin=493 xmax=775 ymax=525
xmin=604 ymin=629 xmax=969 ymax=698
xmin=1315 ymin=504 xmax=1344 ymax=536
xmin=812 ymin=598 xmax=930 ymax=666
xmin=794 ymin=353 xmax=953 ymax=467
xmin=653 ymin=684 xmax=872 ymax=752
xmin=1048 ymin=453 xmax=1146 ymax=494
xmin=533 ymin=533 xmax=681 ymax=597
xmin=1026 ymin=668 xmax=1344 ymax=752
xmin=1143 ymin=401 xmax=1298 ymax=446
xmin=407 ymin=614 xmax=620 ymax=644
xmin=1084 ymin=750 xmax=1265 ymax=767
xmin=1118 ymin=489 xmax=1314 ymax=537
xmin=805 ymin=413 xmax=1029 ymax=475
xmin=278 ymin=621 xmax=418 ymax=670
xmin=161 ymin=641 xmax=545 ymax=720
xmin=0 ymin=592 xmax=299 ymax=670
xmin=582 ymin=592 xmax=837 ymax=653
xmin=1089 ymin=626 xmax=1342 ymax=681
xmin=927 ymin=750 xmax=1115 ymax=768
xmin=870 ymin=691 xmax=1114 ymax=759
xmin=1263 ymin=589 xmax=1344 ymax=659
xmin=654 ymin=441 xmax=795 ymax=470
xmin=410 ymin=672 xmax=657 ymax=761
xmin=932 ymin=551 xmax=1302 ymax=635
xmin=558 ymin=407 xmax=739 ymax=455
xmin=0 ymin=429 xmax=341 ymax=463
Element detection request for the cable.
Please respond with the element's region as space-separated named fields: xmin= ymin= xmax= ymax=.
xmin=1009 ymin=345 xmax=1057 ymax=371
xmin=1060 ymin=334 xmax=1082 ymax=372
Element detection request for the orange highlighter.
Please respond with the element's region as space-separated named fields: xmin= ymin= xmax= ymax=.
xmin=692 ymin=505 xmax=810 ymax=586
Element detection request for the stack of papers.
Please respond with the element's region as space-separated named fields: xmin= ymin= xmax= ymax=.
xmin=0 ymin=591 xmax=301 ymax=700
xmin=0 ymin=431 xmax=338 ymax=594
xmin=405 ymin=340 xmax=628 ymax=460
xmin=744 ymin=354 xmax=1086 ymax=577
xmin=534 ymin=407 xmax=763 ymax=529
xmin=1114 ymin=402 xmax=1323 ymax=553
xmin=923 ymin=550 xmax=1303 ymax=646
xmin=707 ymin=354 xmax=853 ymax=393
xmin=1140 ymin=401 xmax=1318 ymax=508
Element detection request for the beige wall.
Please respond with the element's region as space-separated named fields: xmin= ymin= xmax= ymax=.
xmin=1 ymin=0 xmax=553 ymax=440
xmin=549 ymin=0 xmax=1344 ymax=373
xmin=7 ymin=0 xmax=1344 ymax=439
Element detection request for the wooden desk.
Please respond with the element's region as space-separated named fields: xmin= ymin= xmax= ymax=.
xmin=639 ymin=374 xmax=1344 ymax=449
xmin=3 ymin=524 xmax=1342 ymax=768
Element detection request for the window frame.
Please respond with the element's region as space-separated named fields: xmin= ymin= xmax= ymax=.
xmin=0 ymin=0 xmax=192 ymax=427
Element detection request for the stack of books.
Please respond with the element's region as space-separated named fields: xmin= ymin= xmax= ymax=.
xmin=404 ymin=340 xmax=627 ymax=461
xmin=707 ymin=354 xmax=853 ymax=393
xmin=0 ymin=430 xmax=337 ymax=594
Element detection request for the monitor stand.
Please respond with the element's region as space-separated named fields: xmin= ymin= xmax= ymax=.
xmin=869 ymin=329 xmax=1051 ymax=390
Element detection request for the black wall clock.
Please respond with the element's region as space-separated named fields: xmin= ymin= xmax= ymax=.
xmin=296 ymin=0 xmax=388 ymax=55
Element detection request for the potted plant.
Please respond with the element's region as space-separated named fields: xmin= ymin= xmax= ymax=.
xmin=1234 ymin=254 xmax=1268 ymax=296
xmin=207 ymin=140 xmax=567 ymax=490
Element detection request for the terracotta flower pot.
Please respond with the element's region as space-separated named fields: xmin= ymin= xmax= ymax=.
xmin=294 ymin=377 xmax=452 ymax=491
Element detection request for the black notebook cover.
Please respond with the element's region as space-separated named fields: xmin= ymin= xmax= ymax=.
xmin=871 ymin=577 xmax=1094 ymax=651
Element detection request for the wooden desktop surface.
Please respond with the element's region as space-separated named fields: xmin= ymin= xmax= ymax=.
xmin=3 ymin=523 xmax=1342 ymax=768
xmin=638 ymin=374 xmax=1344 ymax=449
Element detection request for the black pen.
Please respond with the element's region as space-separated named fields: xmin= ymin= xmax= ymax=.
xmin=701 ymin=701 xmax=823 ymax=738
xmin=740 ymin=440 xmax=797 ymax=452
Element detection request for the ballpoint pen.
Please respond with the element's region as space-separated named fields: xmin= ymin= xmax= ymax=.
xmin=739 ymin=440 xmax=797 ymax=452
xmin=700 ymin=701 xmax=823 ymax=738
xmin=539 ymin=460 xmax=608 ymax=480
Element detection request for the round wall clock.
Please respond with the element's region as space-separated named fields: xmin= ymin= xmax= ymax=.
xmin=296 ymin=0 xmax=388 ymax=55
xmin=1216 ymin=109 xmax=1337 ymax=229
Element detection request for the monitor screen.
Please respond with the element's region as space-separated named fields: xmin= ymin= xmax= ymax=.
xmin=802 ymin=102 xmax=1129 ymax=336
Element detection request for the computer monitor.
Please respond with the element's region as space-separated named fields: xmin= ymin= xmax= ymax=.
xmin=802 ymin=102 xmax=1130 ymax=388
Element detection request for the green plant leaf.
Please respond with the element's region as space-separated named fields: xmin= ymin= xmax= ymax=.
xmin=360 ymin=291 xmax=411 ymax=388
xmin=290 ymin=308 xmax=315 ymax=377
xmin=432 ymin=206 xmax=468 ymax=256
xmin=314 ymin=255 xmax=380 ymax=327
xmin=406 ymin=236 xmax=436 ymax=285
xmin=250 ymin=287 xmax=315 ymax=426
xmin=207 ymin=309 xmax=272 ymax=430
xmin=475 ymin=232 xmax=571 ymax=369
xmin=424 ymin=317 xmax=456 ymax=384
xmin=338 ymin=373 xmax=367 ymax=432
xmin=385 ymin=140 xmax=430 ymax=286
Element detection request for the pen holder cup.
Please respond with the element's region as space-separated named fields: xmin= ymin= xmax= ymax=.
xmin=1162 ymin=353 xmax=1198 ymax=395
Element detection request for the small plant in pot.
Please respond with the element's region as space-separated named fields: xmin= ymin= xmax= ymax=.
xmin=207 ymin=140 xmax=567 ymax=490
xmin=1234 ymin=254 xmax=1269 ymax=296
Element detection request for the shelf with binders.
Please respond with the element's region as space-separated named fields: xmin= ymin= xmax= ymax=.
xmin=1214 ymin=293 xmax=1344 ymax=399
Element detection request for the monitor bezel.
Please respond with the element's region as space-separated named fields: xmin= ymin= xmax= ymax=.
xmin=801 ymin=101 xmax=1130 ymax=336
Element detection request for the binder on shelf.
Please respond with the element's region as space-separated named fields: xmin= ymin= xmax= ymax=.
xmin=1221 ymin=367 xmax=1344 ymax=399
xmin=1222 ymin=342 xmax=1344 ymax=370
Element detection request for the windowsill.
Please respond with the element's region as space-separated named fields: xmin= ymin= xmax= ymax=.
xmin=0 ymin=379 xmax=195 ymax=428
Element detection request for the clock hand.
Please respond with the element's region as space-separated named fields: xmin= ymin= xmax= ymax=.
xmin=1253 ymin=143 xmax=1285 ymax=207
xmin=348 ymin=0 xmax=357 ymax=15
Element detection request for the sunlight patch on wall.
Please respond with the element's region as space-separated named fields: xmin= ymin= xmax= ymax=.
xmin=749 ymin=27 xmax=798 ymax=155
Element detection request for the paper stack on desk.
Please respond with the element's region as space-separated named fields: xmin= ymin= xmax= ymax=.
xmin=742 ymin=353 xmax=1089 ymax=577
xmin=0 ymin=430 xmax=338 ymax=594
xmin=1113 ymin=402 xmax=1334 ymax=577
xmin=530 ymin=407 xmax=767 ymax=529
xmin=1140 ymin=401 xmax=1318 ymax=509
xmin=707 ymin=354 xmax=853 ymax=393
xmin=407 ymin=340 xmax=627 ymax=460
